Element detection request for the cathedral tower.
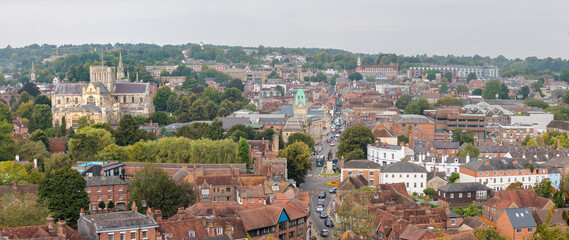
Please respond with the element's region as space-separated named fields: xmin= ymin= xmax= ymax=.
xmin=293 ymin=88 xmax=308 ymax=119
xmin=90 ymin=66 xmax=116 ymax=92
xmin=116 ymin=52 xmax=125 ymax=80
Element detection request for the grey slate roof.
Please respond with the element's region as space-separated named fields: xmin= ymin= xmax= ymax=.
xmin=85 ymin=176 xmax=127 ymax=186
xmin=258 ymin=117 xmax=286 ymax=125
xmin=438 ymin=182 xmax=491 ymax=193
xmin=82 ymin=211 xmax=158 ymax=233
xmin=54 ymin=82 xmax=110 ymax=95
xmin=430 ymin=141 xmax=460 ymax=149
xmin=218 ymin=117 xmax=251 ymax=129
xmin=504 ymin=208 xmax=537 ymax=228
xmin=342 ymin=160 xmax=382 ymax=169
xmin=461 ymin=158 xmax=540 ymax=172
xmin=463 ymin=217 xmax=484 ymax=229
xmin=382 ymin=161 xmax=427 ymax=173
xmin=393 ymin=114 xmax=434 ymax=124
xmin=113 ymin=82 xmax=148 ymax=94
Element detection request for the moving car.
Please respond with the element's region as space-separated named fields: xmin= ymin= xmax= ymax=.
xmin=330 ymin=143 xmax=335 ymax=146
xmin=320 ymin=211 xmax=327 ymax=219
xmin=318 ymin=191 xmax=326 ymax=199
xmin=325 ymin=218 xmax=334 ymax=227
xmin=321 ymin=229 xmax=329 ymax=237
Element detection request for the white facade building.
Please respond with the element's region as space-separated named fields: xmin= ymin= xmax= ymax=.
xmin=380 ymin=161 xmax=428 ymax=196
xmin=367 ymin=143 xmax=407 ymax=166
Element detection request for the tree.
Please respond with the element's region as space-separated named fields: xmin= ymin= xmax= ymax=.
xmin=221 ymin=87 xmax=247 ymax=104
xmin=16 ymin=100 xmax=34 ymax=119
xmin=524 ymin=98 xmax=549 ymax=109
xmin=395 ymin=95 xmax=414 ymax=110
xmin=278 ymin=142 xmax=312 ymax=185
xmin=0 ymin=102 xmax=12 ymax=122
xmin=348 ymin=72 xmax=362 ymax=81
xmin=34 ymin=95 xmax=51 ymax=107
xmin=534 ymin=208 xmax=569 ymax=239
xmin=466 ymin=72 xmax=477 ymax=82
xmin=29 ymin=104 xmax=52 ymax=133
xmin=227 ymin=124 xmax=256 ymax=140
xmin=237 ymin=138 xmax=251 ymax=168
xmin=426 ymin=72 xmax=436 ymax=81
xmin=38 ymin=167 xmax=89 ymax=225
xmin=29 ymin=129 xmax=49 ymax=149
xmin=452 ymin=204 xmax=481 ymax=217
xmin=472 ymin=88 xmax=483 ymax=96
xmin=0 ymin=121 xmax=15 ymax=161
xmin=519 ymin=85 xmax=530 ymax=99
xmin=153 ymin=86 xmax=174 ymax=112
xmin=18 ymin=82 xmax=41 ymax=97
xmin=98 ymin=201 xmax=106 ymax=211
xmin=286 ymin=132 xmax=315 ymax=150
xmin=96 ymin=144 xmax=129 ymax=162
xmin=130 ymin=165 xmax=196 ymax=217
xmin=0 ymin=161 xmax=42 ymax=185
xmin=60 ymin=116 xmax=67 ymax=135
xmin=68 ymin=127 xmax=114 ymax=162
xmin=457 ymin=143 xmax=480 ymax=157
xmin=0 ymin=191 xmax=51 ymax=227
xmin=337 ymin=125 xmax=375 ymax=161
xmin=437 ymin=96 xmax=463 ymax=106
xmin=423 ymin=188 xmax=436 ymax=197
xmin=116 ymin=115 xmax=140 ymax=146
xmin=398 ymin=135 xmax=409 ymax=144
xmin=315 ymin=72 xmax=328 ymax=82
xmin=506 ymin=181 xmax=524 ymax=190
xmin=404 ymin=98 xmax=432 ymax=115
xmin=452 ymin=128 xmax=474 ymax=145
xmin=17 ymin=141 xmax=49 ymax=171
xmin=448 ymin=172 xmax=460 ymax=183
xmin=439 ymin=83 xmax=448 ymax=94
xmin=227 ymin=79 xmax=245 ymax=91
xmin=473 ymin=227 xmax=507 ymax=240
xmin=534 ymin=178 xmax=554 ymax=199
xmin=107 ymin=201 xmax=115 ymax=211
xmin=482 ymin=79 xmax=503 ymax=99
xmin=44 ymin=153 xmax=75 ymax=174
xmin=456 ymin=85 xmax=469 ymax=94
xmin=444 ymin=71 xmax=453 ymax=81
xmin=336 ymin=191 xmax=375 ymax=236
xmin=147 ymin=111 xmax=170 ymax=126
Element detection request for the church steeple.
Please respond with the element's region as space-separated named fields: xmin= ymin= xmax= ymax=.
xmin=30 ymin=62 xmax=36 ymax=82
xmin=117 ymin=52 xmax=125 ymax=80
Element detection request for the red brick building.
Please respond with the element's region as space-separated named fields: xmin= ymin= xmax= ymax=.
xmin=85 ymin=176 xmax=129 ymax=212
xmin=392 ymin=115 xmax=435 ymax=146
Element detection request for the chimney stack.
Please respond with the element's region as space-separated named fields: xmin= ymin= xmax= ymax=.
xmin=56 ymin=220 xmax=66 ymax=237
xmin=11 ymin=180 xmax=17 ymax=189
xmin=131 ymin=201 xmax=137 ymax=213
xmin=46 ymin=215 xmax=54 ymax=232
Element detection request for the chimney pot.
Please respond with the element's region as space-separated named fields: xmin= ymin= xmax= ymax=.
xmin=56 ymin=220 xmax=66 ymax=237
xmin=46 ymin=215 xmax=54 ymax=232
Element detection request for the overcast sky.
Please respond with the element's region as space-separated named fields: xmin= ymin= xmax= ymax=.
xmin=2 ymin=0 xmax=569 ymax=59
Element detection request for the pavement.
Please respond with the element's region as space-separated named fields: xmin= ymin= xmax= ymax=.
xmin=300 ymin=137 xmax=340 ymax=239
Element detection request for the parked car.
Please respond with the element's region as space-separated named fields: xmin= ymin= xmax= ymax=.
xmin=321 ymin=229 xmax=329 ymax=237
xmin=320 ymin=211 xmax=327 ymax=219
xmin=318 ymin=191 xmax=327 ymax=199
xmin=318 ymin=199 xmax=325 ymax=206
xmin=329 ymin=187 xmax=337 ymax=193
xmin=316 ymin=205 xmax=324 ymax=213
xmin=325 ymin=218 xmax=334 ymax=227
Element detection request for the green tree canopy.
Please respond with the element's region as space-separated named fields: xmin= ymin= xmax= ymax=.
xmin=457 ymin=143 xmax=480 ymax=157
xmin=116 ymin=115 xmax=141 ymax=146
xmin=29 ymin=129 xmax=49 ymax=149
xmin=452 ymin=128 xmax=474 ymax=145
xmin=472 ymin=88 xmax=483 ymax=96
xmin=286 ymin=132 xmax=315 ymax=150
xmin=395 ymin=95 xmax=414 ymax=110
xmin=348 ymin=72 xmax=362 ymax=81
xmin=524 ymin=98 xmax=549 ymax=109
xmin=0 ymin=191 xmax=51 ymax=227
xmin=456 ymin=85 xmax=469 ymax=93
xmin=153 ymin=86 xmax=174 ymax=112
xmin=38 ymin=167 xmax=89 ymax=225
xmin=437 ymin=96 xmax=463 ymax=106
xmin=278 ymin=141 xmax=312 ymax=185
xmin=466 ymin=72 xmax=477 ymax=82
xmin=482 ymin=79 xmax=509 ymax=99
xmin=29 ymin=104 xmax=52 ymax=133
xmin=337 ymin=125 xmax=375 ymax=161
xmin=237 ymin=138 xmax=251 ymax=168
xmin=404 ymin=98 xmax=433 ymax=115
xmin=69 ymin=127 xmax=114 ymax=162
xmin=0 ymin=102 xmax=12 ymax=122
xmin=227 ymin=79 xmax=244 ymax=91
xmin=44 ymin=153 xmax=75 ymax=174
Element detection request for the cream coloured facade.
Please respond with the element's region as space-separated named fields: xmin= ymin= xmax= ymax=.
xmin=51 ymin=60 xmax=154 ymax=128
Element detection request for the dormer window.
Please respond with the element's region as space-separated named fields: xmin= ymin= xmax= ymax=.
xmin=432 ymin=158 xmax=436 ymax=162
xmin=454 ymin=158 xmax=458 ymax=163
xmin=188 ymin=231 xmax=195 ymax=238
xmin=216 ymin=228 xmax=223 ymax=235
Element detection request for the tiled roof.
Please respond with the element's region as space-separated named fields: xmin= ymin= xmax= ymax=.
xmin=462 ymin=216 xmax=484 ymax=229
xmin=196 ymin=176 xmax=238 ymax=186
xmin=0 ymin=184 xmax=38 ymax=197
xmin=238 ymin=185 xmax=265 ymax=198
xmin=460 ymin=158 xmax=534 ymax=172
xmin=342 ymin=160 xmax=382 ymax=169
xmin=185 ymin=202 xmax=245 ymax=217
xmin=504 ymin=208 xmax=537 ymax=228
xmin=394 ymin=115 xmax=434 ymax=124
xmin=381 ymin=161 xmax=427 ymax=173
xmin=113 ymin=82 xmax=148 ymax=94
xmin=85 ymin=176 xmax=127 ymax=187
xmin=0 ymin=223 xmax=85 ymax=240
xmin=399 ymin=226 xmax=428 ymax=240
xmin=81 ymin=211 xmax=158 ymax=232
xmin=438 ymin=183 xmax=491 ymax=193
xmin=491 ymin=189 xmax=552 ymax=209
xmin=430 ymin=141 xmax=460 ymax=149
xmin=533 ymin=207 xmax=569 ymax=226
xmin=158 ymin=215 xmax=208 ymax=239
xmin=547 ymin=120 xmax=569 ymax=131
xmin=48 ymin=138 xmax=67 ymax=153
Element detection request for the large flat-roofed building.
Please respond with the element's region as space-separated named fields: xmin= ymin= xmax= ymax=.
xmin=408 ymin=65 xmax=500 ymax=79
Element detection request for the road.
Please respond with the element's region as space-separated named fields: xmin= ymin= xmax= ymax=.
xmin=300 ymin=137 xmax=340 ymax=239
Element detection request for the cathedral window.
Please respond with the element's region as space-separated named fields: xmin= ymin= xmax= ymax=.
xmin=87 ymin=96 xmax=95 ymax=105
xmin=66 ymin=98 xmax=69 ymax=103
xmin=132 ymin=97 xmax=135 ymax=103
xmin=123 ymin=96 xmax=126 ymax=103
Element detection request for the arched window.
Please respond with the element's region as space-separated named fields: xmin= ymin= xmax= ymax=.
xmin=87 ymin=96 xmax=95 ymax=105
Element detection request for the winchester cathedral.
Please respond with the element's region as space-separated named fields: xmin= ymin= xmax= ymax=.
xmin=51 ymin=54 xmax=155 ymax=128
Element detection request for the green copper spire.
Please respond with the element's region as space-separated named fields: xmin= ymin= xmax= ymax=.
xmin=294 ymin=89 xmax=306 ymax=107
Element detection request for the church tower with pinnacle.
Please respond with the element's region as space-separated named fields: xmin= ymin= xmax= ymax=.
xmin=116 ymin=52 xmax=125 ymax=80
xmin=30 ymin=62 xmax=36 ymax=82
xmin=293 ymin=88 xmax=308 ymax=120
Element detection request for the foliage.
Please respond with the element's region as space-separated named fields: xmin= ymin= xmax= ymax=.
xmin=130 ymin=165 xmax=195 ymax=217
xmin=524 ymin=98 xmax=549 ymax=109
xmin=153 ymin=86 xmax=174 ymax=112
xmin=335 ymin=191 xmax=375 ymax=236
xmin=404 ymin=98 xmax=433 ymax=115
xmin=439 ymin=83 xmax=448 ymax=94
xmin=286 ymin=132 xmax=315 ymax=150
xmin=29 ymin=129 xmax=49 ymax=149
xmin=34 ymin=95 xmax=51 ymax=107
xmin=337 ymin=125 xmax=375 ymax=161
xmin=227 ymin=124 xmax=256 ymax=140
xmin=17 ymin=141 xmax=50 ymax=171
xmin=456 ymin=85 xmax=469 ymax=93
xmin=466 ymin=72 xmax=477 ymax=82
xmin=348 ymin=72 xmax=362 ymax=81
xmin=482 ymin=79 xmax=509 ymax=99
xmin=452 ymin=204 xmax=481 ymax=217
xmin=18 ymin=82 xmax=41 ymax=96
xmin=107 ymin=200 xmax=115 ymax=210
xmin=278 ymin=142 xmax=312 ymax=185
xmin=127 ymin=137 xmax=237 ymax=164
xmin=44 ymin=153 xmax=75 ymax=174
xmin=518 ymin=85 xmax=530 ymax=99
xmin=29 ymin=104 xmax=52 ymax=133
xmin=68 ymin=127 xmax=114 ymax=162
xmin=472 ymin=88 xmax=483 ymax=96
xmin=96 ymin=144 xmax=129 ymax=162
xmin=395 ymin=95 xmax=414 ymax=110
xmin=116 ymin=115 xmax=145 ymax=146
xmin=0 ymin=192 xmax=51 ymax=227
xmin=98 ymin=201 xmax=106 ymax=210
xmin=436 ymin=96 xmax=463 ymax=106
xmin=38 ymin=167 xmax=89 ymax=225
xmin=423 ymin=188 xmax=436 ymax=197
xmin=237 ymin=138 xmax=251 ymax=168
xmin=0 ymin=121 xmax=15 ymax=161
xmin=473 ymin=227 xmax=507 ymax=240
xmin=533 ymin=178 xmax=554 ymax=199
xmin=227 ymin=79 xmax=245 ymax=91
xmin=457 ymin=143 xmax=480 ymax=157
xmin=398 ymin=135 xmax=409 ymax=144
xmin=0 ymin=102 xmax=12 ymax=122
xmin=506 ymin=181 xmax=524 ymax=190
xmin=534 ymin=207 xmax=569 ymax=239
xmin=452 ymin=128 xmax=474 ymax=145
xmin=448 ymin=172 xmax=460 ymax=183
xmin=0 ymin=161 xmax=42 ymax=185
